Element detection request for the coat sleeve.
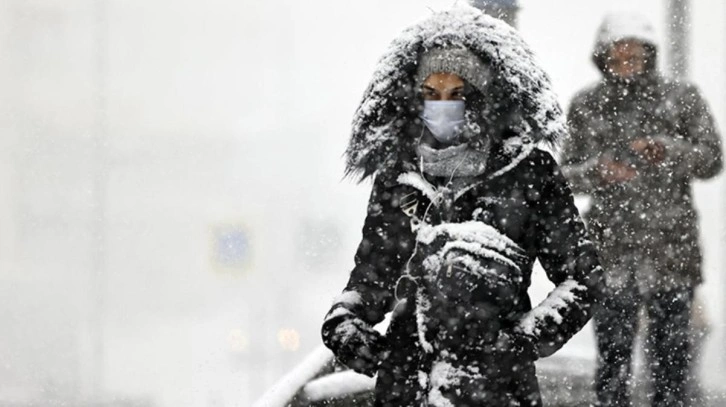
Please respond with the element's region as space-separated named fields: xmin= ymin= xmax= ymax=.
xmin=515 ymin=151 xmax=604 ymax=358
xmin=321 ymin=175 xmax=413 ymax=372
xmin=659 ymin=83 xmax=723 ymax=180
xmin=559 ymin=92 xmax=604 ymax=195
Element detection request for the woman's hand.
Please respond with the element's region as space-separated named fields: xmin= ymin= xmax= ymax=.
xmin=597 ymin=158 xmax=638 ymax=184
xmin=333 ymin=319 xmax=389 ymax=377
xmin=492 ymin=330 xmax=538 ymax=362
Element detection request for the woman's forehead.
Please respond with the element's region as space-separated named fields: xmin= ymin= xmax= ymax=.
xmin=610 ymin=39 xmax=647 ymax=54
xmin=423 ymin=73 xmax=465 ymax=88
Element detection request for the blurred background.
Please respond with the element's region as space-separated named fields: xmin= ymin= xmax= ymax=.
xmin=0 ymin=0 xmax=724 ymax=406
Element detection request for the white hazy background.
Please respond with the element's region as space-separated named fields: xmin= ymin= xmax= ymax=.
xmin=0 ymin=1 xmax=724 ymax=406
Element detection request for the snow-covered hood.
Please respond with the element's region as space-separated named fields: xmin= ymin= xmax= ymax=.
xmin=344 ymin=6 xmax=566 ymax=180
xmin=592 ymin=12 xmax=659 ymax=74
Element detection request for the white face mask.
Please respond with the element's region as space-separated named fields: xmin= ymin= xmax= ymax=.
xmin=421 ymin=100 xmax=466 ymax=144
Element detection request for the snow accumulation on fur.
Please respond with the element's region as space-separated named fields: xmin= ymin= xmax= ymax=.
xmin=516 ymin=279 xmax=587 ymax=337
xmin=346 ymin=5 xmax=566 ymax=179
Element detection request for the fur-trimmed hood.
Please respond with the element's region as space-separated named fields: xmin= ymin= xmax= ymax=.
xmin=344 ymin=6 xmax=566 ymax=181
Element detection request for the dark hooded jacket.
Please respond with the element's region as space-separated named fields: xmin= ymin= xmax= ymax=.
xmin=560 ymin=15 xmax=723 ymax=293
xmin=322 ymin=8 xmax=603 ymax=406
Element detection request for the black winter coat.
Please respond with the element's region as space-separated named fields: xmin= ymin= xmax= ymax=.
xmin=322 ymin=149 xmax=602 ymax=406
xmin=322 ymin=8 xmax=603 ymax=406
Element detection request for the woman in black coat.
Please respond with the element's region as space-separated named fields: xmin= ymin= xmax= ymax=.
xmin=322 ymin=7 xmax=603 ymax=407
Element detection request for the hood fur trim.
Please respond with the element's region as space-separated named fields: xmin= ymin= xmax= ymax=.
xmin=345 ymin=6 xmax=566 ymax=181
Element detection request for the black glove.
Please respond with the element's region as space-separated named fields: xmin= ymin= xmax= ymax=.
xmin=325 ymin=317 xmax=389 ymax=377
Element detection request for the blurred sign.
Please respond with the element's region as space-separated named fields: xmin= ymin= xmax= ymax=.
xmin=211 ymin=224 xmax=251 ymax=273
xmin=228 ymin=329 xmax=250 ymax=353
xmin=277 ymin=328 xmax=300 ymax=352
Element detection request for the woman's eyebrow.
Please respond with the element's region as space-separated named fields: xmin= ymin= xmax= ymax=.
xmin=422 ymin=85 xmax=437 ymax=92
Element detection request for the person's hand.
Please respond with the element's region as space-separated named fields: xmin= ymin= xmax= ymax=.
xmin=478 ymin=330 xmax=538 ymax=375
xmin=492 ymin=330 xmax=538 ymax=362
xmin=631 ymin=138 xmax=666 ymax=164
xmin=333 ymin=319 xmax=389 ymax=377
xmin=597 ymin=158 xmax=638 ymax=184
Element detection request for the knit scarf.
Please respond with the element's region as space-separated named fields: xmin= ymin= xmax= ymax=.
xmin=416 ymin=143 xmax=489 ymax=179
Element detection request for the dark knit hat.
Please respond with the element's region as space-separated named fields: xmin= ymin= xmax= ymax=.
xmin=414 ymin=47 xmax=492 ymax=94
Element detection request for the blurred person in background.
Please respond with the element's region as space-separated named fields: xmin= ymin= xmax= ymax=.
xmin=321 ymin=7 xmax=603 ymax=406
xmin=560 ymin=12 xmax=723 ymax=407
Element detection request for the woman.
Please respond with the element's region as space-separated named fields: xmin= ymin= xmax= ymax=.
xmin=322 ymin=7 xmax=603 ymax=406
